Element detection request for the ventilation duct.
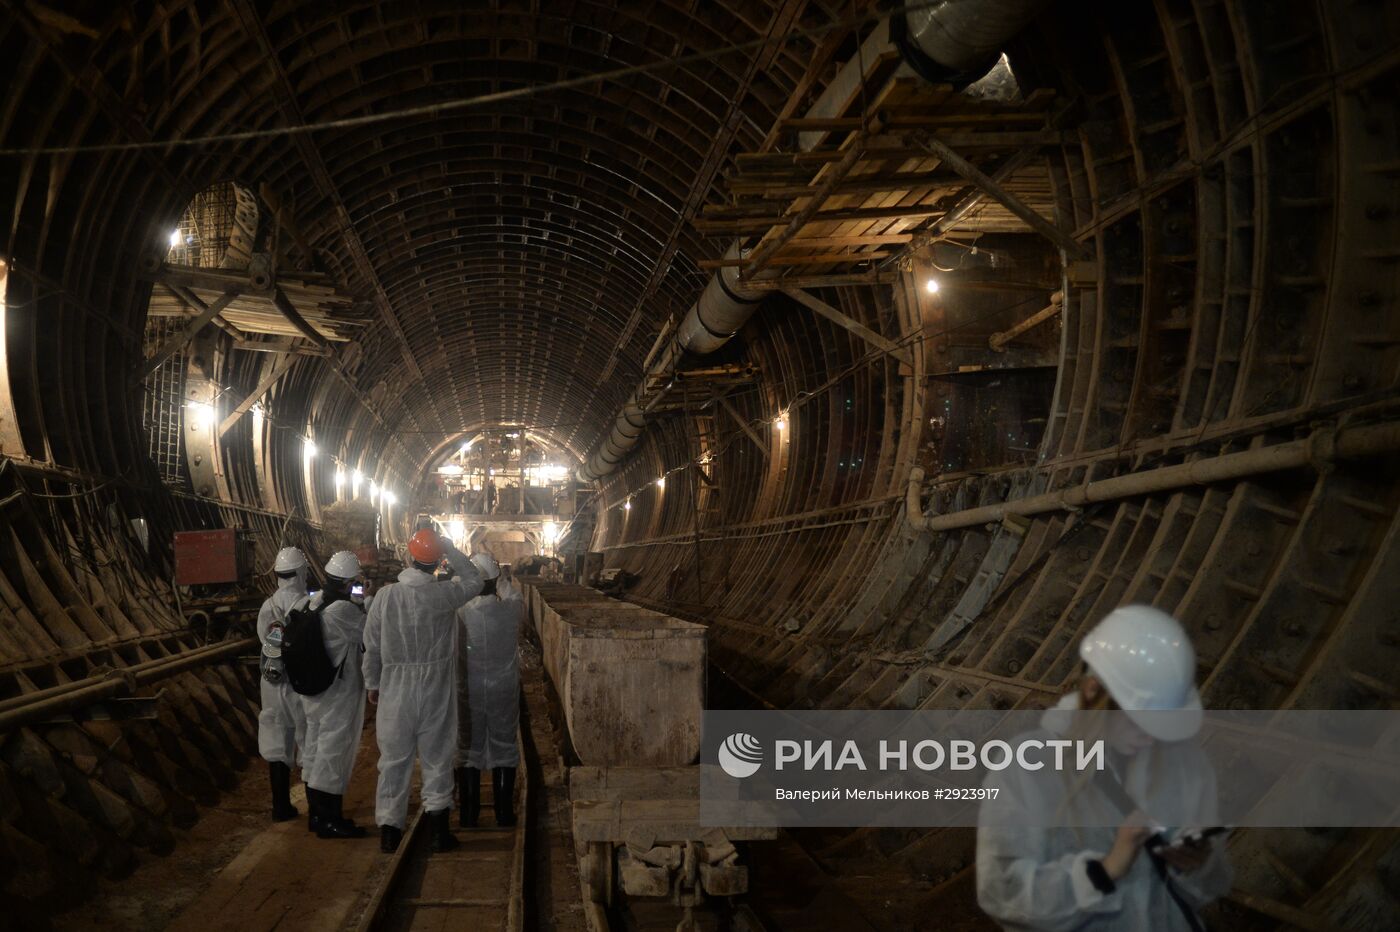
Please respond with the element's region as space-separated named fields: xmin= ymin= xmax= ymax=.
xmin=577 ymin=2 xmax=1052 ymax=484
xmin=893 ymin=0 xmax=1053 ymax=88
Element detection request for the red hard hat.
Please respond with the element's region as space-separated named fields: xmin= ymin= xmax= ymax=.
xmin=407 ymin=529 xmax=444 ymax=565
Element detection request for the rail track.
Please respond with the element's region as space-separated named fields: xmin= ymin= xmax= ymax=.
xmin=353 ymin=742 xmax=529 ymax=932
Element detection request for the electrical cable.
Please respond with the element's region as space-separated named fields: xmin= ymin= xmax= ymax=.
xmin=0 ymin=0 xmax=950 ymax=158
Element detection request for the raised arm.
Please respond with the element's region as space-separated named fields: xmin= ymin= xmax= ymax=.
xmin=441 ymin=538 xmax=484 ymax=605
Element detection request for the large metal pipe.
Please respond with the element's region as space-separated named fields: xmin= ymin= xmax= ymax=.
xmin=906 ymin=422 xmax=1400 ymax=533
xmin=895 ymin=0 xmax=1053 ymax=87
xmin=0 ymin=637 xmax=256 ymax=733
xmin=579 ymin=2 xmax=1052 ymax=484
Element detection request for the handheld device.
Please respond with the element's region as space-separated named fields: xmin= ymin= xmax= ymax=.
xmin=351 ymin=583 xmax=365 ymax=597
xmin=1167 ymin=826 xmax=1230 ymax=848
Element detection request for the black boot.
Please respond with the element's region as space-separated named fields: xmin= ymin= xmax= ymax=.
xmin=306 ymin=787 xmax=323 ymax=833
xmin=316 ymin=793 xmax=368 ymax=839
xmin=493 ymin=767 xmax=517 ymax=827
xmin=428 ymin=808 xmax=459 ymax=852
xmin=457 ymin=767 xmax=481 ymax=828
xmin=269 ymin=762 xmax=298 ymax=822
xmin=379 ymin=824 xmax=403 ymax=853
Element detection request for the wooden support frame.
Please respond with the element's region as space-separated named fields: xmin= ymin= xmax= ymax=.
xmin=784 ymin=288 xmax=913 ymax=366
xmin=718 ymin=395 xmax=770 ymax=460
xmin=743 ymin=127 xmax=873 ymax=275
xmin=910 ymin=132 xmax=1089 ymax=258
xmin=218 ymin=354 xmax=297 ymax=436
xmin=140 ymin=288 xmax=240 ymax=379
xmin=271 ymin=286 xmax=330 ymax=347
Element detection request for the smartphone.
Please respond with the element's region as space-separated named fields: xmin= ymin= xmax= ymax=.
xmin=1167 ymin=826 xmax=1231 ymax=848
xmin=351 ymin=583 xmax=365 ymax=598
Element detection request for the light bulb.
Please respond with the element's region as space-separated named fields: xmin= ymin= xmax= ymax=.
xmin=925 ymin=278 xmax=940 ymax=295
xmin=169 ymin=228 xmax=182 ymax=248
xmin=775 ymin=415 xmax=787 ymax=431
xmin=304 ymin=438 xmax=317 ymax=458
xmin=624 ymin=500 xmax=631 ymax=511
xmin=186 ymin=401 xmax=214 ymax=431
xmin=656 ymin=476 xmax=665 ymax=490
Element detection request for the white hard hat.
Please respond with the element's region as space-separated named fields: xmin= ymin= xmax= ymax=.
xmin=1079 ymin=605 xmax=1203 ymax=741
xmin=325 ymin=550 xmax=361 ymax=580
xmin=273 ymin=546 xmax=307 ymax=573
xmin=470 ymin=552 xmax=500 ymax=580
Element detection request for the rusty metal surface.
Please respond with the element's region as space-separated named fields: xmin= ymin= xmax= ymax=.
xmin=1 ymin=2 xmax=1399 ymax=929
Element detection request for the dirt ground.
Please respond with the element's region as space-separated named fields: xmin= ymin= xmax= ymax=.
xmin=54 ymin=757 xmax=276 ymax=931
xmin=54 ymin=726 xmax=387 ymax=932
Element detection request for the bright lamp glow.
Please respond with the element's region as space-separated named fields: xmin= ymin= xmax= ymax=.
xmin=352 ymin=469 xmax=363 ymax=496
xmin=459 ymin=440 xmax=472 ymax=455
xmin=169 ymin=228 xmax=182 ymax=248
xmin=624 ymin=500 xmax=631 ymax=511
xmin=438 ymin=464 xmax=463 ymax=475
xmin=384 ymin=490 xmax=397 ymax=506
xmin=925 ymin=278 xmax=940 ymax=295
xmin=656 ymin=476 xmax=665 ymax=490
xmin=775 ymin=414 xmax=787 ymax=431
xmin=304 ymin=438 xmax=317 ymax=458
xmin=545 ymin=464 xmax=569 ymax=481
xmin=369 ymin=480 xmax=379 ymax=504
xmin=186 ymin=401 xmax=214 ymax=431
xmin=542 ymin=521 xmax=558 ymax=544
xmin=334 ymin=468 xmax=345 ymax=491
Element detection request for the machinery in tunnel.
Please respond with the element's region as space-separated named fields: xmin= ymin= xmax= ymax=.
xmin=0 ymin=0 xmax=1398 ymax=929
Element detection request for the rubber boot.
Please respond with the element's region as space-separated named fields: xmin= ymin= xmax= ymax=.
xmin=316 ymin=793 xmax=368 ymax=839
xmin=428 ymin=809 xmax=460 ymax=852
xmin=493 ymin=767 xmax=517 ymax=827
xmin=306 ymin=787 xmax=323 ymax=833
xmin=457 ymin=767 xmax=481 ymax=828
xmin=269 ymin=762 xmax=298 ymax=822
xmin=379 ymin=824 xmax=403 ymax=854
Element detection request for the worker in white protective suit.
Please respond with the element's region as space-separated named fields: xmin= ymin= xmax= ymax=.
xmin=364 ymin=529 xmax=484 ymax=854
xmin=302 ymin=550 xmax=369 ymax=840
xmin=977 ymin=605 xmax=1233 ymax=931
xmin=257 ymin=546 xmax=314 ymax=822
xmin=454 ymin=552 xmax=524 ymax=828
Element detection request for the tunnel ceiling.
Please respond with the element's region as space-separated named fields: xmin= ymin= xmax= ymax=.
xmin=0 ymin=0 xmax=838 ymax=476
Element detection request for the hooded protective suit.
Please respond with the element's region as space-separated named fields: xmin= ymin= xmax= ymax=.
xmin=976 ymin=694 xmax=1232 ymax=931
xmin=457 ymin=579 xmax=524 ymax=769
xmin=302 ymin=591 xmax=367 ymax=794
xmin=363 ymin=545 xmax=483 ymax=829
xmin=257 ymin=568 xmax=313 ymax=768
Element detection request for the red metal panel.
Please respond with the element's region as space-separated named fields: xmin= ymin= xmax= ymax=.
xmin=174 ymin=529 xmax=240 ymax=585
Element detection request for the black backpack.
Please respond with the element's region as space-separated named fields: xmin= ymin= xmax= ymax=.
xmin=281 ymin=601 xmax=342 ymax=696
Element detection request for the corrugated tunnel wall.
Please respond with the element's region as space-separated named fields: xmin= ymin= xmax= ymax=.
xmin=0 ymin=0 xmax=1397 ymax=928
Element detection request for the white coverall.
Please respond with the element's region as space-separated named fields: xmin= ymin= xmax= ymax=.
xmin=363 ymin=549 xmax=483 ymax=829
xmin=257 ymin=569 xmax=312 ymax=769
xmin=457 ymin=580 xmax=524 ymax=769
xmin=302 ymin=592 xmax=367 ymax=794
xmin=977 ymin=694 xmax=1233 ymax=931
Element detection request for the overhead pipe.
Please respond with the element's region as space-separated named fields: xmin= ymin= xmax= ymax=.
xmin=905 ymin=422 xmax=1400 ymax=533
xmin=893 ymin=0 xmax=1054 ymax=87
xmin=579 ymin=2 xmax=1054 ymax=484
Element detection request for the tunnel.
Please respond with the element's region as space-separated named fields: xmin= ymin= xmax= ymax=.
xmin=0 ymin=0 xmax=1398 ymax=929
